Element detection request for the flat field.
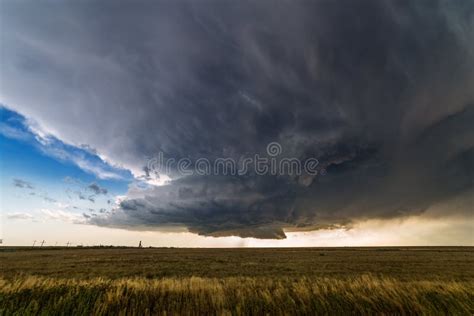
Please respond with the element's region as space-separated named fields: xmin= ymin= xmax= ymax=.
xmin=0 ymin=247 xmax=473 ymax=314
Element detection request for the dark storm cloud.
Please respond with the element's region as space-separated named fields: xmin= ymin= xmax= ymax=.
xmin=2 ymin=0 xmax=473 ymax=238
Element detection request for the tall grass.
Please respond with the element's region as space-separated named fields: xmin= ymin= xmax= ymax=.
xmin=1 ymin=275 xmax=472 ymax=315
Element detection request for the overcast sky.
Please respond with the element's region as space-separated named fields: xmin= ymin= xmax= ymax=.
xmin=1 ymin=0 xmax=473 ymax=246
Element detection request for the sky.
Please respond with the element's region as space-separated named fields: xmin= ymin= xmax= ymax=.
xmin=0 ymin=0 xmax=473 ymax=247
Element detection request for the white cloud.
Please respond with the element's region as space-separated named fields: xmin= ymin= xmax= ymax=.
xmin=33 ymin=134 xmax=127 ymax=180
xmin=0 ymin=123 xmax=31 ymax=141
xmin=6 ymin=212 xmax=35 ymax=220
xmin=40 ymin=209 xmax=85 ymax=224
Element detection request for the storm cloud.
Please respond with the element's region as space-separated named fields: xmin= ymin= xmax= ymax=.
xmin=1 ymin=0 xmax=473 ymax=238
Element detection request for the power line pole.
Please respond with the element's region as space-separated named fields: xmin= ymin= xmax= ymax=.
xmin=33 ymin=240 xmax=36 ymax=247
xmin=40 ymin=240 xmax=45 ymax=247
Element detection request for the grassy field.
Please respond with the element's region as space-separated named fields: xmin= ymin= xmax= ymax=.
xmin=1 ymin=247 xmax=473 ymax=314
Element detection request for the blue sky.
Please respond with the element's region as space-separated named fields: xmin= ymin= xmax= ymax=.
xmin=1 ymin=106 xmax=132 ymax=186
xmin=1 ymin=106 xmax=132 ymax=232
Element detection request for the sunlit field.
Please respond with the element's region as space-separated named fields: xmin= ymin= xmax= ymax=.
xmin=1 ymin=247 xmax=473 ymax=314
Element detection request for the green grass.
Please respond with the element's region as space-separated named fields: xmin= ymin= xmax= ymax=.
xmin=0 ymin=247 xmax=473 ymax=314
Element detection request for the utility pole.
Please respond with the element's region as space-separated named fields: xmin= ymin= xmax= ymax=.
xmin=33 ymin=240 xmax=37 ymax=247
xmin=40 ymin=240 xmax=45 ymax=247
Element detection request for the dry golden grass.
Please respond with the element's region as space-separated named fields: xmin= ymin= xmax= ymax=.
xmin=1 ymin=275 xmax=473 ymax=315
xmin=1 ymin=247 xmax=473 ymax=314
